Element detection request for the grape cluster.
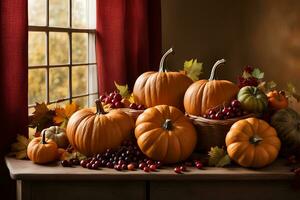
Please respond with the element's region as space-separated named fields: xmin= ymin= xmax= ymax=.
xmin=203 ymin=100 xmax=247 ymax=120
xmin=99 ymin=91 xmax=145 ymax=110
xmin=238 ymin=76 xmax=259 ymax=88
xmin=77 ymin=140 xmax=162 ymax=172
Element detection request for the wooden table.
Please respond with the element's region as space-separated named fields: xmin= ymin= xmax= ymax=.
xmin=5 ymin=157 xmax=300 ymax=200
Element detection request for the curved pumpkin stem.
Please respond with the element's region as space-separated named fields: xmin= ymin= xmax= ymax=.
xmin=163 ymin=119 xmax=173 ymax=130
xmin=95 ymin=99 xmax=106 ymax=115
xmin=209 ymin=59 xmax=226 ymax=81
xmin=159 ymin=48 xmax=174 ymax=72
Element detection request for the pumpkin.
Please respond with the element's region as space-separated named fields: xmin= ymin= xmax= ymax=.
xmin=271 ymin=108 xmax=300 ymax=156
xmin=237 ymin=86 xmax=268 ymax=113
xmin=133 ymin=48 xmax=193 ymax=110
xmin=27 ymin=132 xmax=58 ymax=164
xmin=41 ymin=126 xmax=69 ymax=148
xmin=267 ymin=90 xmax=288 ymax=110
xmin=184 ymin=59 xmax=239 ymax=116
xmin=135 ymin=105 xmax=197 ymax=164
xmin=226 ymin=118 xmax=281 ymax=168
xmin=66 ymin=99 xmax=134 ymax=156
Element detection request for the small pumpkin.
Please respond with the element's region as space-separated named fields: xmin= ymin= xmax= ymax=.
xmin=226 ymin=118 xmax=281 ymax=168
xmin=184 ymin=59 xmax=239 ymax=116
xmin=135 ymin=105 xmax=197 ymax=164
xmin=133 ymin=48 xmax=193 ymax=110
xmin=267 ymin=90 xmax=288 ymax=111
xmin=27 ymin=132 xmax=58 ymax=164
xmin=41 ymin=126 xmax=69 ymax=148
xmin=66 ymin=99 xmax=134 ymax=156
xmin=237 ymin=86 xmax=268 ymax=113
xmin=271 ymin=108 xmax=300 ymax=156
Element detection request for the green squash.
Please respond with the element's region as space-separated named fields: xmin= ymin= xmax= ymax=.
xmin=271 ymin=108 xmax=300 ymax=156
xmin=237 ymin=86 xmax=268 ymax=113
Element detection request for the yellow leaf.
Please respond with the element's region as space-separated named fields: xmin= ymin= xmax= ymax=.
xmin=128 ymin=93 xmax=135 ymax=103
xmin=16 ymin=134 xmax=29 ymax=146
xmin=15 ymin=150 xmax=27 ymax=159
xmin=65 ymin=102 xmax=79 ymax=117
xmin=183 ymin=59 xmax=203 ymax=81
xmin=11 ymin=142 xmax=27 ymax=152
xmin=114 ymin=81 xmax=130 ymax=98
xmin=54 ymin=102 xmax=79 ymax=124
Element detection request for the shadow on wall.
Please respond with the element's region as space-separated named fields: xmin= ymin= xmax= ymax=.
xmin=162 ymin=0 xmax=300 ymax=111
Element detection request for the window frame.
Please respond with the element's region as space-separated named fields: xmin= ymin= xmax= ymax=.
xmin=28 ymin=0 xmax=98 ymax=109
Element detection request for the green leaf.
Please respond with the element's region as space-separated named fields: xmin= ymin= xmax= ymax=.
xmin=114 ymin=81 xmax=130 ymax=98
xmin=183 ymin=59 xmax=203 ymax=81
xmin=287 ymin=82 xmax=300 ymax=102
xmin=258 ymin=81 xmax=277 ymax=93
xmin=251 ymin=68 xmax=264 ymax=79
xmin=208 ymin=146 xmax=231 ymax=167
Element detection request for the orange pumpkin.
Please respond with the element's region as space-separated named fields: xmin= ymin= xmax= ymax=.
xmin=27 ymin=132 xmax=58 ymax=164
xmin=184 ymin=59 xmax=239 ymax=116
xmin=66 ymin=99 xmax=134 ymax=156
xmin=226 ymin=118 xmax=281 ymax=168
xmin=133 ymin=48 xmax=193 ymax=110
xmin=135 ymin=105 xmax=197 ymax=164
xmin=267 ymin=90 xmax=288 ymax=110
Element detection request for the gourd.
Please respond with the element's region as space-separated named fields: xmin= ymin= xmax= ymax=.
xmin=27 ymin=132 xmax=58 ymax=164
xmin=66 ymin=100 xmax=134 ymax=156
xmin=133 ymin=48 xmax=193 ymax=110
xmin=135 ymin=105 xmax=197 ymax=164
xmin=226 ymin=118 xmax=281 ymax=168
xmin=237 ymin=86 xmax=268 ymax=113
xmin=267 ymin=90 xmax=288 ymax=111
xmin=184 ymin=59 xmax=239 ymax=116
xmin=271 ymin=108 xmax=300 ymax=156
xmin=41 ymin=126 xmax=69 ymax=148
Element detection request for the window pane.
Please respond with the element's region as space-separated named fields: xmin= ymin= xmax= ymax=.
xmin=73 ymin=97 xmax=88 ymax=108
xmin=72 ymin=0 xmax=88 ymax=28
xmin=28 ymin=0 xmax=46 ymax=26
xmin=88 ymin=34 xmax=96 ymax=63
xmin=49 ymin=0 xmax=69 ymax=27
xmin=28 ymin=69 xmax=46 ymax=105
xmin=72 ymin=33 xmax=88 ymax=63
xmin=49 ymin=67 xmax=69 ymax=101
xmin=72 ymin=66 xmax=87 ymax=96
xmin=49 ymin=32 xmax=69 ymax=65
xmin=89 ymin=94 xmax=98 ymax=107
xmin=29 ymin=32 xmax=46 ymax=66
xmin=88 ymin=65 xmax=98 ymax=93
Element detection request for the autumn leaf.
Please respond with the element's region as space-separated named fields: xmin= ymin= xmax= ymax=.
xmin=54 ymin=102 xmax=79 ymax=127
xmin=9 ymin=134 xmax=32 ymax=160
xmin=287 ymin=82 xmax=300 ymax=102
xmin=208 ymin=146 xmax=231 ymax=167
xmin=251 ymin=68 xmax=264 ymax=79
xmin=183 ymin=59 xmax=203 ymax=81
xmin=114 ymin=81 xmax=130 ymax=98
xmin=258 ymin=81 xmax=277 ymax=93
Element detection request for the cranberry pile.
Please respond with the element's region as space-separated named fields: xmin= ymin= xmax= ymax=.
xmin=237 ymin=66 xmax=259 ymax=88
xmin=203 ymin=99 xmax=248 ymax=120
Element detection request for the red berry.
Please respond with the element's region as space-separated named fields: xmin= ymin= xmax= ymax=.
xmin=80 ymin=160 xmax=88 ymax=168
xmin=137 ymin=104 xmax=145 ymax=110
xmin=139 ymin=163 xmax=146 ymax=169
xmin=180 ymin=166 xmax=187 ymax=172
xmin=92 ymin=163 xmax=99 ymax=170
xmin=196 ymin=162 xmax=203 ymax=169
xmin=61 ymin=160 xmax=71 ymax=167
xmin=143 ymin=167 xmax=150 ymax=172
xmin=99 ymin=95 xmax=106 ymax=102
xmin=129 ymin=103 xmax=138 ymax=110
xmin=231 ymin=100 xmax=241 ymax=108
xmin=174 ymin=167 xmax=182 ymax=174
xmin=114 ymin=93 xmax=122 ymax=102
xmin=104 ymin=97 xmax=112 ymax=104
xmin=114 ymin=101 xmax=124 ymax=108
xmin=127 ymin=163 xmax=135 ymax=171
xmin=150 ymin=164 xmax=157 ymax=171
xmin=109 ymin=93 xmax=115 ymax=98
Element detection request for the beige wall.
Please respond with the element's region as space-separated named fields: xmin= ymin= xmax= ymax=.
xmin=161 ymin=0 xmax=300 ymax=110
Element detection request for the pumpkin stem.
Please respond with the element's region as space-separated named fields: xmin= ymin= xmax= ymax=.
xmin=41 ymin=131 xmax=47 ymax=144
xmin=249 ymin=136 xmax=263 ymax=145
xmin=95 ymin=99 xmax=106 ymax=114
xmin=163 ymin=119 xmax=173 ymax=130
xmin=159 ymin=48 xmax=174 ymax=72
xmin=209 ymin=59 xmax=226 ymax=81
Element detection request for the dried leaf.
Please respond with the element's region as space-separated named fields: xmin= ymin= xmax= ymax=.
xmin=183 ymin=59 xmax=203 ymax=81
xmin=208 ymin=146 xmax=231 ymax=167
xmin=258 ymin=81 xmax=277 ymax=93
xmin=287 ymin=82 xmax=300 ymax=102
xmin=15 ymin=150 xmax=27 ymax=160
xmin=114 ymin=81 xmax=130 ymax=98
xmin=53 ymin=102 xmax=79 ymax=127
xmin=10 ymin=134 xmax=31 ymax=160
xmin=242 ymin=71 xmax=252 ymax=79
xmin=28 ymin=102 xmax=56 ymax=131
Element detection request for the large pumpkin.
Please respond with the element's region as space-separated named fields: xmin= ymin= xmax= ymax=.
xmin=133 ymin=48 xmax=193 ymax=110
xmin=66 ymin=100 xmax=134 ymax=156
xmin=237 ymin=86 xmax=268 ymax=113
xmin=271 ymin=108 xmax=300 ymax=156
xmin=226 ymin=118 xmax=281 ymax=168
xmin=184 ymin=59 xmax=239 ymax=116
xmin=135 ymin=105 xmax=197 ymax=164
xmin=27 ymin=132 xmax=58 ymax=164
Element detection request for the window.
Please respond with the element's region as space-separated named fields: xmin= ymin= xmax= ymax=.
xmin=28 ymin=0 xmax=98 ymax=113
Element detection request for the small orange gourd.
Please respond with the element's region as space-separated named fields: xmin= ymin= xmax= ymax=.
xmin=135 ymin=105 xmax=197 ymax=164
xmin=27 ymin=132 xmax=58 ymax=164
xmin=184 ymin=59 xmax=239 ymax=116
xmin=226 ymin=118 xmax=281 ymax=168
xmin=267 ymin=90 xmax=288 ymax=110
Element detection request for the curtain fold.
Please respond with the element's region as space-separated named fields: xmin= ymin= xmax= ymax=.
xmin=0 ymin=0 xmax=28 ymax=199
xmin=96 ymin=0 xmax=162 ymax=93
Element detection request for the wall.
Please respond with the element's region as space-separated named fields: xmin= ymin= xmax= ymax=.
xmin=161 ymin=0 xmax=300 ymax=110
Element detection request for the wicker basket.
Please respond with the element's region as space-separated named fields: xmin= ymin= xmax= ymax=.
xmin=188 ymin=114 xmax=255 ymax=153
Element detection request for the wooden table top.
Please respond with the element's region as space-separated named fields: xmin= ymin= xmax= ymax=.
xmin=5 ymin=157 xmax=295 ymax=181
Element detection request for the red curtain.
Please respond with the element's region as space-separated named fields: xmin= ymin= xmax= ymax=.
xmin=96 ymin=0 xmax=162 ymax=93
xmin=0 ymin=0 xmax=28 ymax=199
